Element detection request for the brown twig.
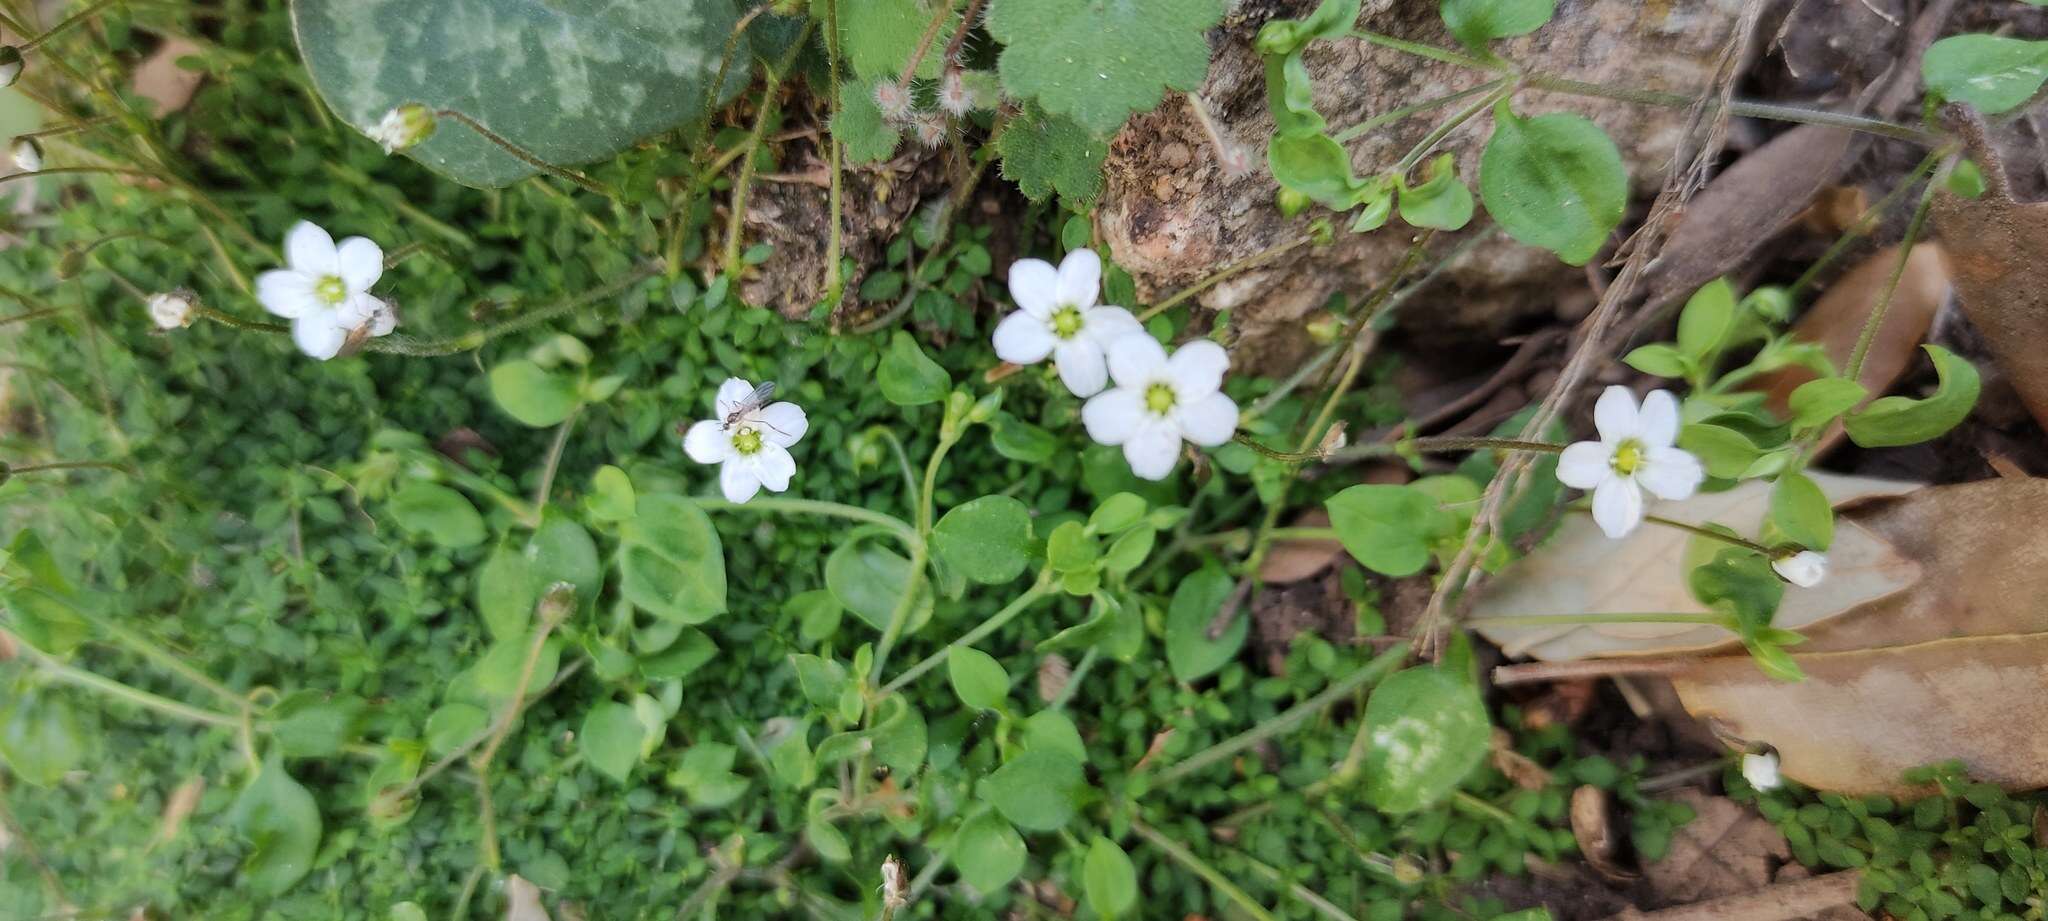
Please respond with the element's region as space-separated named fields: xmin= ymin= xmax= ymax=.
xmin=1491 ymin=657 xmax=1695 ymax=688
xmin=1596 ymin=871 xmax=1861 ymax=921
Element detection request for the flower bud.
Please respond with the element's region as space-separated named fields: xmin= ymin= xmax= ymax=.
xmin=968 ymin=389 xmax=1003 ymax=424
xmin=367 ymin=103 xmax=436 ymax=154
xmin=872 ymin=79 xmax=913 ymax=124
xmin=937 ymin=70 xmax=973 ymax=117
xmin=1770 ymin=550 xmax=1826 ymax=588
xmin=911 ymin=112 xmax=947 ymax=149
xmin=0 ymin=47 xmax=21 ymax=88
xmin=10 ymin=136 xmax=40 ymax=173
xmin=146 ymin=290 xmax=196 ymax=330
xmin=1276 ymin=187 xmax=1310 ymax=218
xmin=1740 ymin=750 xmax=1782 ymax=791
xmin=536 ymin=581 xmax=577 ymax=624
xmin=55 ymin=246 xmax=85 ymax=279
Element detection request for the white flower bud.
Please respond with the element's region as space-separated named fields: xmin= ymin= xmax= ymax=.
xmin=367 ymin=104 xmax=436 ymax=154
xmin=0 ymin=47 xmax=21 ymax=88
xmin=872 ymin=79 xmax=913 ymax=124
xmin=1771 ymin=550 xmax=1827 ymax=588
xmin=912 ymin=112 xmax=947 ymax=149
xmin=937 ymin=71 xmax=973 ymax=117
xmin=146 ymin=291 xmax=196 ymax=330
xmin=1741 ymin=751 xmax=1782 ymax=791
xmin=10 ymin=136 xmax=40 ymax=173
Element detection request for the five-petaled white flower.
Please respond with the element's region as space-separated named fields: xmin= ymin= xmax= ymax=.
xmin=1556 ymin=386 xmax=1704 ymax=539
xmin=1741 ymin=751 xmax=1782 ymax=791
xmin=1771 ymin=550 xmax=1827 ymax=588
xmin=994 ymin=249 xmax=1143 ymax=397
xmin=147 ymin=291 xmax=194 ymax=330
xmin=256 ymin=220 xmax=394 ymax=361
xmin=1082 ymin=336 xmax=1238 ymax=480
xmin=683 ymin=378 xmax=809 ymax=504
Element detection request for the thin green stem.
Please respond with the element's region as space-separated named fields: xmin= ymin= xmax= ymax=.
xmin=21 ymin=647 xmax=240 ymax=729
xmin=1463 ymin=611 xmax=1733 ymax=629
xmin=1235 ymin=849 xmax=1362 ymax=921
xmin=1638 ymin=512 xmax=1776 ymax=556
xmin=532 ymin=408 xmax=580 ymax=510
xmin=57 ymin=599 xmax=242 ymax=705
xmin=821 ymin=0 xmax=847 ymax=308
xmin=1393 ymin=81 xmax=1514 ymax=176
xmin=1335 ymin=78 xmax=1507 ymax=143
xmin=1137 ymin=235 xmax=1314 ymax=323
xmin=1267 ymin=526 xmax=1338 ymax=542
xmin=1351 ymin=30 xmax=1503 ymax=72
xmin=693 ymin=496 xmax=918 ymax=548
xmin=882 ymin=575 xmax=1054 ymax=693
xmin=1522 ymin=73 xmax=1940 ymax=145
xmin=1131 ymin=819 xmax=1281 ymax=921
xmin=1788 ymin=148 xmax=1943 ymax=302
xmin=1843 ymin=157 xmax=1945 ymax=383
xmin=6 ymin=459 xmax=130 ymax=476
xmin=365 ymin=263 xmax=660 ymax=357
xmin=17 ymin=0 xmax=122 ymax=52
xmin=1048 ymin=647 xmax=1099 ymax=712
xmin=0 ymin=305 xmax=61 ymax=328
xmin=868 ymin=540 xmax=930 ymax=684
xmin=193 ymin=305 xmax=288 ymax=335
xmin=430 ymin=108 xmax=615 ymax=198
xmin=1328 ymin=434 xmax=1565 ymax=461
xmin=1153 ymin=642 xmax=1409 ymax=786
xmin=720 ymin=21 xmax=814 ymax=278
xmin=12 ymin=114 xmax=114 ymax=141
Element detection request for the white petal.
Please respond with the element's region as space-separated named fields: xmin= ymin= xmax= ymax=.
xmin=1105 ymin=334 xmax=1167 ymax=389
xmin=284 ymin=221 xmax=338 ymax=275
xmin=1590 ymin=477 xmax=1644 ymax=539
xmin=756 ymin=402 xmax=808 ymax=447
xmin=1007 ymin=258 xmax=1059 ymax=318
xmin=1054 ymin=248 xmax=1101 ymax=309
xmin=683 ymin=419 xmax=731 ymax=464
xmin=1081 ymin=304 xmax=1143 ymax=345
xmin=1053 ymin=339 xmax=1109 ymax=397
xmin=1636 ymin=446 xmax=1704 ymax=501
xmin=1122 ymin=422 xmax=1182 ymax=481
xmin=719 ymin=460 xmax=762 ymax=504
xmin=256 ymin=270 xmax=319 ymax=319
xmin=992 ymin=311 xmax=1056 ymax=364
xmin=750 ymin=444 xmax=796 ymax=492
xmin=1638 ymin=389 xmax=1681 ymax=448
xmin=1592 ymin=385 xmax=1640 ymax=443
xmin=1555 ymin=441 xmax=1612 ymax=490
xmin=714 ymin=378 xmax=756 ymax=418
xmin=291 ymin=313 xmax=346 ymax=361
xmin=335 ymin=236 xmax=384 ymax=293
xmin=1081 ymin=388 xmax=1145 ymax=446
xmin=1773 ymin=551 xmax=1827 ymax=588
xmin=336 ymin=291 xmax=382 ymax=329
xmin=1175 ymin=391 xmax=1238 ymax=446
xmin=1741 ymin=752 xmax=1781 ymax=791
xmin=1165 ymin=339 xmax=1230 ymax=399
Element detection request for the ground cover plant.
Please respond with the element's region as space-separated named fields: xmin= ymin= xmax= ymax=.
xmin=2 ymin=0 xmax=2046 ymax=919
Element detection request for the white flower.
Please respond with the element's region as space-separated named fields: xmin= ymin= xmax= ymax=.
xmin=366 ymin=104 xmax=435 ymax=154
xmin=1555 ymin=386 xmax=1705 ymax=539
xmin=1741 ymin=751 xmax=1782 ymax=791
xmin=147 ymin=291 xmax=194 ymax=330
xmin=1772 ymin=550 xmax=1827 ymax=588
xmin=10 ymin=137 xmax=40 ymax=173
xmin=993 ymin=249 xmax=1144 ymax=397
xmin=1082 ymin=336 xmax=1238 ymax=480
xmin=682 ymin=378 xmax=809 ymax=504
xmin=256 ymin=220 xmax=390 ymax=360
xmin=937 ymin=71 xmax=973 ymax=117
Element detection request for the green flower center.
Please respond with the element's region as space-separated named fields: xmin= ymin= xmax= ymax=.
xmin=1610 ymin=438 xmax=1644 ymax=476
xmin=314 ymin=274 xmax=348 ymax=306
xmin=731 ymin=427 xmax=764 ymax=456
xmin=1144 ymin=382 xmax=1177 ymax=416
xmin=1050 ymin=306 xmax=1084 ymax=339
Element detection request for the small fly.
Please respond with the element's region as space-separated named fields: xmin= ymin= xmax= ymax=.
xmin=723 ymin=381 xmax=777 ymax=431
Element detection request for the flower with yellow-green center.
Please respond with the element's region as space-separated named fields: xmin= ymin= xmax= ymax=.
xmin=1555 ymin=386 xmax=1704 ymax=539
xmin=682 ymin=377 xmax=809 ymax=504
xmin=256 ymin=220 xmax=394 ymax=360
xmin=993 ymin=249 xmax=1144 ymax=397
xmin=1081 ymin=336 xmax=1239 ymax=480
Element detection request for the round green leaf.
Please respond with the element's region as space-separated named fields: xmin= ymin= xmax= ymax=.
xmin=1084 ymin=836 xmax=1139 ymax=918
xmin=878 ymin=331 xmax=951 ymax=406
xmin=979 ymin=749 xmax=1084 ymax=832
xmin=618 ymin=494 xmax=726 ymax=624
xmin=580 ymin=700 xmax=646 ymax=784
xmin=953 ymin=812 xmax=1027 ymax=892
xmin=1769 ymin=471 xmax=1833 ymax=552
xmin=947 ymin=646 xmax=1011 ymax=711
xmin=0 ymin=692 xmax=90 ymax=787
xmin=234 ymin=754 xmax=323 ymax=895
xmin=1361 ymin=667 xmax=1490 ymax=814
xmin=1165 ymin=565 xmax=1246 ymax=682
xmin=1440 ymin=0 xmax=1557 ymax=48
xmin=487 ymin=359 xmax=581 ymax=428
xmin=1922 ymin=34 xmax=2048 ymax=116
xmin=1397 ymin=153 xmax=1475 ymax=231
xmin=1325 ymin=483 xmax=1452 ymax=577
xmin=1788 ymin=377 xmax=1868 ymax=429
xmin=932 ymin=495 xmax=1034 ymax=584
xmin=388 ymin=483 xmax=486 ymax=548
xmin=587 ymin=465 xmax=637 ymax=522
xmin=1479 ymin=104 xmax=1627 ymax=266
xmin=825 ymin=538 xmax=931 ymax=633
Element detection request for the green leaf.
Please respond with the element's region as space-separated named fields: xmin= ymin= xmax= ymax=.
xmin=388 ymin=483 xmax=486 ymax=548
xmin=807 ymin=817 xmax=851 ymax=863
xmin=1019 ymin=710 xmax=1087 ymax=762
xmin=1084 ymin=836 xmax=1140 ymax=918
xmin=1101 ymin=527 xmax=1156 ymax=576
xmin=1045 ymin=520 xmax=1100 ymax=573
xmin=1922 ymin=34 xmax=2048 ymax=116
xmin=833 ymin=79 xmax=900 ymax=165
xmin=618 ymin=494 xmax=726 ymax=624
xmin=932 ymin=496 xmax=1034 ymax=584
xmin=424 ymin=702 xmax=488 ymax=756
xmin=488 ymin=360 xmax=581 ymax=427
xmin=948 ymin=647 xmax=1011 ymax=711
xmin=1397 ymin=153 xmax=1475 ymax=230
xmin=469 ymin=630 xmax=562 ymax=701
xmin=988 ymin=0 xmax=1223 ymax=134
xmin=878 ymin=331 xmax=951 ymax=406
xmin=1677 ymin=423 xmax=1762 ymax=479
xmin=790 ymin=653 xmax=850 ymax=710
xmin=0 ymin=692 xmax=90 ymax=787
xmin=476 ymin=544 xmax=533 ymax=640
xmin=580 ymin=701 xmax=646 ymax=783
xmin=840 ymin=0 xmax=958 ymax=80
xmin=588 ymin=465 xmax=637 ymax=522
xmin=292 ymin=0 xmax=758 ymax=187
xmin=1623 ymin=343 xmax=1691 ymax=379
xmin=1769 ymin=471 xmax=1833 ymax=552
xmin=1479 ymin=103 xmax=1627 ymax=265
xmin=0 ymin=531 xmax=89 ymax=655
xmin=825 ymin=539 xmax=930 ymax=633
xmin=1268 ymin=131 xmax=1362 ymax=208
xmin=1326 ymin=484 xmax=1453 ymax=577
xmin=1360 ymin=667 xmax=1490 ymax=813
xmin=998 ymin=106 xmax=1108 ymax=203
xmin=789 ymin=589 xmax=844 ymax=643
xmin=1676 ymin=278 xmax=1736 ymax=361
xmin=234 ymin=754 xmax=322 ymax=896
xmin=1690 ymin=548 xmax=1782 ymax=634
xmin=1088 ymin=492 xmax=1148 ymax=534
xmin=1439 ymin=0 xmax=1557 ymax=48
xmin=639 ymin=628 xmax=718 ymax=680
xmin=953 ymin=812 xmax=1027 ymax=892
xmin=991 ymin=414 xmax=1059 ymax=463
xmin=1843 ymin=345 xmax=1980 ymax=448
xmin=979 ymin=749 xmax=1084 ymax=831
xmin=1165 ymin=565 xmax=1247 ymax=682
xmin=269 ymin=692 xmax=366 ymax=759
xmin=1788 ymin=378 xmax=1867 ymax=429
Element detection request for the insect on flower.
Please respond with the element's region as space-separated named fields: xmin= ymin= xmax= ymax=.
xmin=683 ymin=377 xmax=809 ymax=503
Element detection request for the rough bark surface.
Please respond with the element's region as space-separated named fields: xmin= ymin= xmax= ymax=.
xmin=1096 ymin=0 xmax=1748 ymax=371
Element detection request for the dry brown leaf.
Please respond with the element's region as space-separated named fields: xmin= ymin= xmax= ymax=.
xmin=1470 ymin=473 xmax=1921 ymax=660
xmin=130 ymin=38 xmax=206 ymax=115
xmin=1800 ymin=185 xmax=1872 ymax=236
xmin=1570 ymin=784 xmax=1637 ymax=882
xmin=1931 ymin=112 xmax=2048 ymax=434
xmin=1672 ymin=633 xmax=2048 ymax=795
xmin=1489 ymin=728 xmax=1552 ymax=790
xmin=1036 ymin=653 xmax=1071 ymax=704
xmin=505 ymin=875 xmax=550 ymax=921
xmin=1749 ymin=243 xmax=1951 ymax=445
xmin=1259 ymin=510 xmax=1343 ymax=583
xmin=1644 ymin=790 xmax=1789 ymax=904
xmin=156 ymin=777 xmax=204 ymax=845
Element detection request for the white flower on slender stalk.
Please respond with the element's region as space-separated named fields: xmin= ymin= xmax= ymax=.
xmin=147 ymin=291 xmax=194 ymax=330
xmin=1772 ymin=550 xmax=1827 ymax=588
xmin=1555 ymin=386 xmax=1705 ymax=539
xmin=256 ymin=220 xmax=391 ymax=360
xmin=682 ymin=378 xmax=809 ymax=504
xmin=1082 ymin=336 xmax=1239 ymax=480
xmin=367 ymin=104 xmax=436 ymax=154
xmin=993 ymin=249 xmax=1143 ymax=397
xmin=10 ymin=136 xmax=40 ymax=173
xmin=1741 ymin=751 xmax=1782 ymax=791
